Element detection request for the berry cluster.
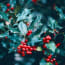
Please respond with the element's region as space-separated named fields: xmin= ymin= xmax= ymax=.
xmin=42 ymin=35 xmax=52 ymax=54
xmin=46 ymin=54 xmax=58 ymax=65
xmin=17 ymin=41 xmax=36 ymax=56
xmin=26 ymin=30 xmax=32 ymax=36
xmin=43 ymin=35 xmax=51 ymax=43
xmin=5 ymin=3 xmax=14 ymax=13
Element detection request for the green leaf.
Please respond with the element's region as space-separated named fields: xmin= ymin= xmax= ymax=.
xmin=0 ymin=11 xmax=8 ymax=21
xmin=46 ymin=41 xmax=56 ymax=52
xmin=18 ymin=22 xmax=27 ymax=35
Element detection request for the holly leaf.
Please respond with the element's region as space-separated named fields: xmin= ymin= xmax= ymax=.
xmin=46 ymin=41 xmax=56 ymax=52
xmin=0 ymin=11 xmax=8 ymax=21
xmin=18 ymin=22 xmax=27 ymax=35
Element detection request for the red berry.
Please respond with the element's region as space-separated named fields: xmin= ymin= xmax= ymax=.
xmin=26 ymin=23 xmax=30 ymax=26
xmin=22 ymin=54 xmax=25 ymax=56
xmin=17 ymin=46 xmax=21 ymax=49
xmin=25 ymin=48 xmax=28 ymax=51
xmin=32 ymin=0 xmax=37 ymax=3
xmin=23 ymin=42 xmax=26 ymax=45
xmin=48 ymin=54 xmax=52 ymax=59
xmin=6 ymin=3 xmax=10 ymax=7
xmin=25 ymin=39 xmax=28 ymax=43
xmin=43 ymin=37 xmax=46 ymax=41
xmin=28 ymin=30 xmax=32 ymax=33
xmin=55 ymin=62 xmax=58 ymax=65
xmin=19 ymin=45 xmax=23 ymax=48
xmin=43 ymin=37 xmax=47 ymax=43
xmin=46 ymin=58 xmax=50 ymax=62
xmin=22 ymin=48 xmax=26 ymax=51
xmin=30 ymin=47 xmax=33 ymax=51
xmin=21 ymin=41 xmax=24 ymax=44
xmin=43 ymin=40 xmax=47 ymax=43
xmin=26 ymin=51 xmax=32 ymax=54
xmin=32 ymin=46 xmax=36 ymax=51
xmin=26 ymin=33 xmax=31 ymax=36
xmin=46 ymin=35 xmax=51 ymax=40
xmin=52 ymin=58 xmax=56 ymax=61
xmin=50 ymin=59 xmax=53 ymax=63
xmin=21 ymin=52 xmax=25 ymax=56
xmin=5 ymin=9 xmax=9 ymax=13
xmin=27 ymin=46 xmax=30 ymax=48
xmin=43 ymin=44 xmax=47 ymax=48
xmin=46 ymin=40 xmax=50 ymax=43
xmin=11 ymin=7 xmax=14 ymax=10
xmin=21 ymin=51 xmax=25 ymax=54
xmin=56 ymin=43 xmax=61 ymax=48
xmin=23 ymin=45 xmax=27 ymax=48
xmin=17 ymin=50 xmax=21 ymax=54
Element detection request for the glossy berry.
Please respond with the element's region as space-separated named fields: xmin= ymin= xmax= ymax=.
xmin=43 ymin=37 xmax=46 ymax=41
xmin=5 ymin=9 xmax=9 ymax=13
xmin=30 ymin=48 xmax=33 ymax=51
xmin=26 ymin=33 xmax=31 ymax=36
xmin=28 ymin=30 xmax=32 ymax=33
xmin=50 ymin=59 xmax=53 ymax=63
xmin=46 ymin=58 xmax=50 ymax=62
xmin=21 ymin=51 xmax=25 ymax=54
xmin=32 ymin=46 xmax=36 ymax=51
xmin=25 ymin=48 xmax=28 ymax=51
xmin=43 ymin=37 xmax=47 ymax=43
xmin=6 ymin=3 xmax=10 ymax=7
xmin=52 ymin=58 xmax=56 ymax=61
xmin=27 ymin=46 xmax=30 ymax=48
xmin=46 ymin=40 xmax=50 ymax=43
xmin=17 ymin=46 xmax=21 ymax=49
xmin=23 ymin=42 xmax=26 ymax=45
xmin=46 ymin=35 xmax=51 ymax=40
xmin=23 ymin=45 xmax=27 ymax=48
xmin=48 ymin=54 xmax=52 ymax=59
xmin=43 ymin=44 xmax=47 ymax=48
xmin=11 ymin=7 xmax=14 ymax=10
xmin=26 ymin=51 xmax=32 ymax=54
xmin=26 ymin=30 xmax=32 ymax=36
xmin=56 ymin=43 xmax=61 ymax=48
xmin=25 ymin=39 xmax=28 ymax=43
xmin=19 ymin=45 xmax=23 ymax=48
xmin=22 ymin=48 xmax=26 ymax=51
xmin=21 ymin=52 xmax=25 ymax=56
